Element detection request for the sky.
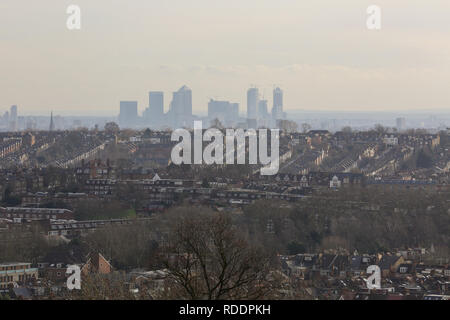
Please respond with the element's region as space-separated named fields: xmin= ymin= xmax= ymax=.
xmin=1 ymin=0 xmax=450 ymax=116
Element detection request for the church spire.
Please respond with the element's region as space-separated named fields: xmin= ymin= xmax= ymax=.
xmin=49 ymin=111 xmax=55 ymax=131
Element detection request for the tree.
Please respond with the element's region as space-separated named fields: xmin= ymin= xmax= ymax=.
xmin=287 ymin=241 xmax=306 ymax=255
xmin=160 ymin=208 xmax=275 ymax=299
xmin=210 ymin=118 xmax=224 ymax=129
xmin=301 ymin=123 xmax=311 ymax=134
xmin=82 ymin=222 xmax=158 ymax=270
xmin=416 ymin=149 xmax=433 ymax=168
xmin=342 ymin=126 xmax=352 ymax=133
xmin=201 ymin=178 xmax=210 ymax=188
xmin=67 ymin=273 xmax=136 ymax=300
xmin=2 ymin=186 xmax=21 ymax=206
xmin=104 ymin=122 xmax=120 ymax=133
xmin=374 ymin=124 xmax=388 ymax=135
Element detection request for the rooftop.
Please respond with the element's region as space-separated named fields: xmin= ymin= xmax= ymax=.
xmin=0 ymin=262 xmax=30 ymax=267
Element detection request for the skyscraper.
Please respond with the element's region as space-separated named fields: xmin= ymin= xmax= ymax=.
xmin=208 ymin=99 xmax=229 ymax=124
xmin=10 ymin=105 xmax=17 ymax=121
xmin=169 ymin=85 xmax=192 ymax=128
xmin=230 ymin=103 xmax=239 ymax=123
xmin=208 ymin=99 xmax=240 ymax=127
xmin=10 ymin=105 xmax=18 ymax=131
xmin=145 ymin=91 xmax=164 ymax=125
xmin=247 ymin=88 xmax=259 ymax=126
xmin=258 ymin=100 xmax=268 ymax=118
xmin=119 ymin=101 xmax=138 ymax=128
xmin=272 ymin=87 xmax=283 ymax=121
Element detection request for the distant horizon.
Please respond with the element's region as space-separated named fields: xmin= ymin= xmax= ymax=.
xmin=2 ymin=1 xmax=450 ymax=116
xmin=4 ymin=107 xmax=450 ymax=118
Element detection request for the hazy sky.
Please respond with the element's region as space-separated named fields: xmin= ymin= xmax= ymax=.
xmin=1 ymin=0 xmax=450 ymax=116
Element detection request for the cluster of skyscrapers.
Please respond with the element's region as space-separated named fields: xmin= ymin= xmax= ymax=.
xmin=119 ymin=86 xmax=194 ymax=129
xmin=246 ymin=87 xmax=285 ymax=129
xmin=0 ymin=105 xmax=18 ymax=131
xmin=119 ymin=86 xmax=285 ymax=130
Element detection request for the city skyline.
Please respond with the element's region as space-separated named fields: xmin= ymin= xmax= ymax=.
xmin=1 ymin=1 xmax=450 ymax=115
xmin=0 ymin=1 xmax=449 ymax=304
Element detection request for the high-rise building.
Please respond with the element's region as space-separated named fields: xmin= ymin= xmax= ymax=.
xmin=396 ymin=117 xmax=406 ymax=131
xmin=230 ymin=103 xmax=239 ymax=123
xmin=9 ymin=105 xmax=18 ymax=131
xmin=247 ymin=88 xmax=259 ymax=126
xmin=272 ymin=87 xmax=283 ymax=121
xmin=208 ymin=99 xmax=240 ymax=126
xmin=119 ymin=101 xmax=138 ymax=127
xmin=145 ymin=91 xmax=164 ymax=125
xmin=10 ymin=105 xmax=17 ymax=121
xmin=169 ymin=85 xmax=192 ymax=128
xmin=258 ymin=100 xmax=268 ymax=118
xmin=2 ymin=111 xmax=9 ymax=127
xmin=258 ymin=100 xmax=269 ymax=127
xmin=208 ymin=99 xmax=229 ymax=124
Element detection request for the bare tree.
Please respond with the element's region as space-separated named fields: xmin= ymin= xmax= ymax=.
xmin=160 ymin=208 xmax=276 ymax=300
xmin=67 ymin=273 xmax=136 ymax=300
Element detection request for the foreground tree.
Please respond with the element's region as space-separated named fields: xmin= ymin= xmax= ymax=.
xmin=67 ymin=273 xmax=136 ymax=300
xmin=160 ymin=209 xmax=276 ymax=300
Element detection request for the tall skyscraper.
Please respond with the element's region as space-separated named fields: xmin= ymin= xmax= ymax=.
xmin=247 ymin=88 xmax=259 ymax=125
xmin=258 ymin=99 xmax=270 ymax=128
xmin=169 ymin=85 xmax=192 ymax=128
xmin=10 ymin=105 xmax=17 ymax=121
xmin=10 ymin=105 xmax=18 ymax=131
xmin=119 ymin=101 xmax=138 ymax=127
xmin=258 ymin=100 xmax=268 ymax=118
xmin=272 ymin=87 xmax=283 ymax=121
xmin=145 ymin=91 xmax=164 ymax=126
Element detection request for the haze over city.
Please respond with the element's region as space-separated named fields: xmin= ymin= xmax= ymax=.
xmin=1 ymin=0 xmax=450 ymax=116
xmin=0 ymin=0 xmax=450 ymax=306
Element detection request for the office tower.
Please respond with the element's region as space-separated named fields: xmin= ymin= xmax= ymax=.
xmin=208 ymin=100 xmax=239 ymax=127
xmin=3 ymin=111 xmax=9 ymax=127
xmin=396 ymin=117 xmax=406 ymax=131
xmin=10 ymin=105 xmax=18 ymax=131
xmin=10 ymin=105 xmax=17 ymax=122
xmin=258 ymin=100 xmax=269 ymax=118
xmin=272 ymin=87 xmax=283 ymax=121
xmin=119 ymin=101 xmax=138 ymax=127
xmin=145 ymin=91 xmax=164 ymax=125
xmin=230 ymin=103 xmax=239 ymax=123
xmin=247 ymin=88 xmax=259 ymax=126
xmin=208 ymin=99 xmax=229 ymax=125
xmin=169 ymin=85 xmax=192 ymax=128
xmin=258 ymin=100 xmax=269 ymax=127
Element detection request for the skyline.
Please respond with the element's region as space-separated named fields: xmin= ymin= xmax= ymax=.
xmin=1 ymin=1 xmax=450 ymax=115
xmin=3 ymin=87 xmax=450 ymax=118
